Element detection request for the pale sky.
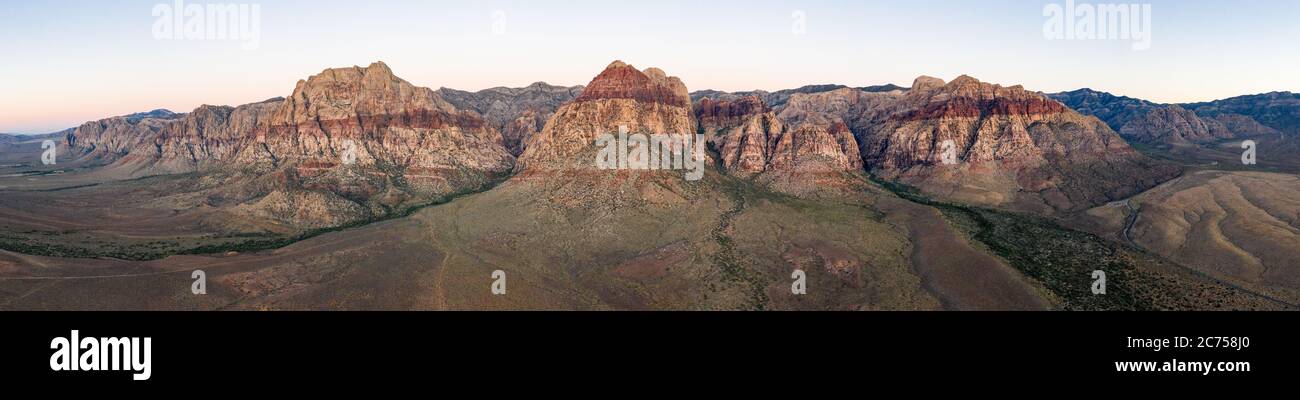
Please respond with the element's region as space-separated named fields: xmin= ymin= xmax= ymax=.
xmin=2 ymin=0 xmax=1298 ymax=133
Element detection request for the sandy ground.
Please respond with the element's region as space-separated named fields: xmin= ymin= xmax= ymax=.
xmin=876 ymin=197 xmax=1053 ymax=311
xmin=1083 ymin=170 xmax=1300 ymax=305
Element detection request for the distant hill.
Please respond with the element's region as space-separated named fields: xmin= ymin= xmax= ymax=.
xmin=860 ymin=84 xmax=907 ymax=93
xmin=691 ymin=84 xmax=849 ymax=108
xmin=1049 ymin=88 xmax=1292 ymax=144
xmin=122 ymin=109 xmax=183 ymax=123
xmin=1183 ymin=92 xmax=1300 ymax=135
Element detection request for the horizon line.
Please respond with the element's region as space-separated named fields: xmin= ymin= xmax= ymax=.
xmin=3 ymin=63 xmax=1296 ymax=135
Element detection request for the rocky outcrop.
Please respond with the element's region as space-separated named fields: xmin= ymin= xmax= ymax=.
xmin=572 ymin=61 xmax=690 ymax=108
xmin=1212 ymin=113 xmax=1280 ymax=137
xmin=499 ymin=61 xmax=709 ymax=212
xmin=696 ymin=96 xmax=780 ymax=174
xmin=857 ymin=75 xmax=1073 ymax=170
xmin=438 ymin=82 xmax=584 ymax=155
xmin=247 ymin=62 xmax=513 ymax=193
xmin=1119 ymin=105 xmax=1234 ymax=143
xmin=695 ymin=95 xmax=770 ymax=130
xmin=66 ymin=62 xmax=515 ymax=227
xmin=777 ymin=87 xmax=899 ymax=134
xmin=694 ymin=93 xmax=866 ymax=196
xmin=71 ymin=62 xmax=513 ymax=183
xmin=857 ymin=76 xmax=1179 ymax=212
xmin=517 ymin=61 xmax=696 ymax=171
xmin=697 ymin=94 xmax=864 ymax=174
xmin=909 ymin=76 xmax=946 ymax=92
xmin=769 ymin=122 xmax=862 ymax=173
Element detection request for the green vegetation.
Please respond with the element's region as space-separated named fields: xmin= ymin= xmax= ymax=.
xmin=0 ymin=175 xmax=511 ymax=261
xmin=710 ymin=178 xmax=769 ymax=310
xmin=870 ymin=177 xmax=1277 ymax=311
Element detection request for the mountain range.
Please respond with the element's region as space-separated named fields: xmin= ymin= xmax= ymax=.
xmin=1048 ymin=89 xmax=1294 ymax=144
xmin=0 ymin=60 xmax=1296 ymax=311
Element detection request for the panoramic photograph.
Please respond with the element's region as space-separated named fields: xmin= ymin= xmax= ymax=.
xmin=0 ymin=0 xmax=1296 ymax=314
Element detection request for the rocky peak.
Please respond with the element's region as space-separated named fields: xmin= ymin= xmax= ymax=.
xmin=278 ymin=61 xmax=456 ymax=123
xmin=911 ymin=76 xmax=946 ymax=92
xmin=516 ymin=61 xmax=696 ymax=171
xmin=897 ymin=75 xmax=1069 ymax=120
xmin=573 ymin=60 xmax=690 ymax=108
xmin=856 ymin=76 xmax=1177 ymax=213
xmin=643 ymin=67 xmax=668 ymax=80
xmin=526 ymin=81 xmax=555 ymax=89
xmin=1119 ymin=104 xmax=1234 ymax=143
xmin=66 ymin=62 xmax=514 ymax=229
xmin=1212 ymin=113 xmax=1280 ymax=137
xmin=947 ymin=75 xmax=981 ymax=89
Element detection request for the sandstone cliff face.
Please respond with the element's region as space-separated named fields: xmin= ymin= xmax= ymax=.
xmin=71 ymin=63 xmax=513 ymax=185
xmin=696 ymin=95 xmax=863 ymax=176
xmin=503 ymin=61 xmax=705 ymax=212
xmin=861 ymin=75 xmax=1080 ymax=170
xmin=246 ymin=62 xmax=513 ymax=195
xmin=858 ymin=76 xmax=1179 ymax=212
xmin=777 ymin=87 xmax=899 ymax=134
xmin=67 ymin=62 xmax=514 ymax=227
xmin=695 ymin=95 xmax=770 ymax=131
xmin=438 ymin=82 xmax=584 ymax=155
xmin=696 ymin=96 xmax=777 ymax=174
xmin=517 ymin=61 xmax=696 ymax=172
xmin=67 ymin=99 xmax=290 ymax=175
